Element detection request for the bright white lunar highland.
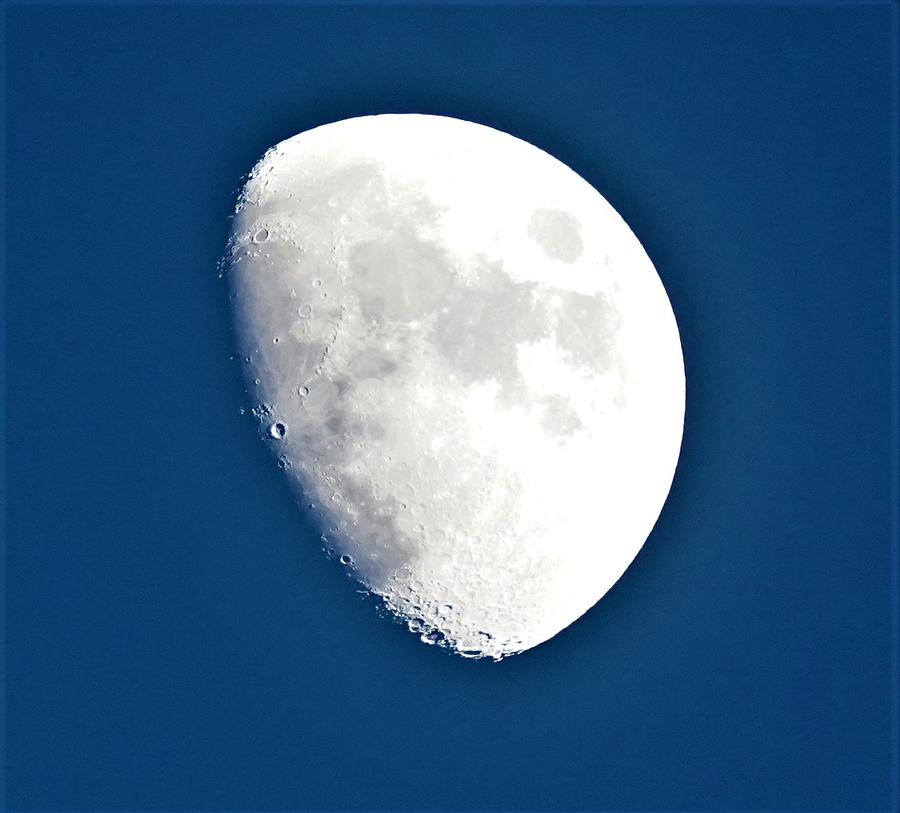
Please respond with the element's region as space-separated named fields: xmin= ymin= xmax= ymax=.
xmin=224 ymin=114 xmax=684 ymax=660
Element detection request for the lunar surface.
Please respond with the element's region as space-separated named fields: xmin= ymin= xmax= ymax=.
xmin=223 ymin=114 xmax=684 ymax=660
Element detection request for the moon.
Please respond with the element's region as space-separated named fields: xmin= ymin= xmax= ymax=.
xmin=223 ymin=114 xmax=685 ymax=660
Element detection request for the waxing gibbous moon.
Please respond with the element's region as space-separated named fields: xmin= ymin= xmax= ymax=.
xmin=224 ymin=114 xmax=685 ymax=660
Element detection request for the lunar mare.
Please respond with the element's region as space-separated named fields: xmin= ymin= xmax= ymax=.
xmin=224 ymin=114 xmax=685 ymax=660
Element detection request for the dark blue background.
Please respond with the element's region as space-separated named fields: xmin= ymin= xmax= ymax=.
xmin=4 ymin=4 xmax=896 ymax=810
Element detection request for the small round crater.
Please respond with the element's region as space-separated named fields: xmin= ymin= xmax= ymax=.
xmin=269 ymin=422 xmax=286 ymax=440
xmin=421 ymin=630 xmax=445 ymax=646
xmin=253 ymin=228 xmax=269 ymax=243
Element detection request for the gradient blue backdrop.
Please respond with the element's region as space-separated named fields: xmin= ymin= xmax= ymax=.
xmin=3 ymin=3 xmax=896 ymax=810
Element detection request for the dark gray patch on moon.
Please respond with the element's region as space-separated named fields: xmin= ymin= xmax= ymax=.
xmin=539 ymin=395 xmax=584 ymax=438
xmin=432 ymin=256 xmax=549 ymax=399
xmin=555 ymin=290 xmax=622 ymax=375
xmin=527 ymin=209 xmax=584 ymax=263
xmin=345 ymin=348 xmax=398 ymax=382
xmin=348 ymin=228 xmax=454 ymax=323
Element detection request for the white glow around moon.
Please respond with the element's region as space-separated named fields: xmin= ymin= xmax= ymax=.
xmin=223 ymin=114 xmax=685 ymax=660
